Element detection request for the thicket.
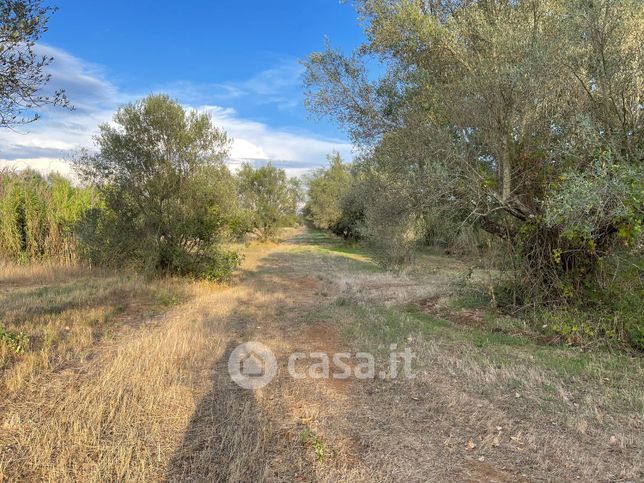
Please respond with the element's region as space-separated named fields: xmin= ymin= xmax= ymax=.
xmin=303 ymin=0 xmax=643 ymax=349
xmin=0 ymin=170 xmax=95 ymax=263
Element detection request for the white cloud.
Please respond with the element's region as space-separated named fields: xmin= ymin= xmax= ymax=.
xmin=0 ymin=157 xmax=74 ymax=176
xmin=0 ymin=45 xmax=118 ymax=167
xmin=202 ymin=105 xmax=352 ymax=165
xmin=0 ymin=46 xmax=353 ymax=178
xmin=37 ymin=44 xmax=123 ymax=111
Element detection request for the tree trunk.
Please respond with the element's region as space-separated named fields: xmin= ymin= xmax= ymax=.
xmin=501 ymin=136 xmax=512 ymax=201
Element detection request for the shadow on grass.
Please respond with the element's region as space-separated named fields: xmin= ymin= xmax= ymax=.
xmin=165 ymin=337 xmax=274 ymax=482
xmin=0 ymin=278 xmax=171 ymax=327
xmin=165 ymin=234 xmax=386 ymax=481
xmin=166 ymin=248 xmax=330 ymax=481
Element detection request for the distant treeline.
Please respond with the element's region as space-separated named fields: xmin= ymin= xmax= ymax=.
xmin=0 ymin=95 xmax=300 ymax=280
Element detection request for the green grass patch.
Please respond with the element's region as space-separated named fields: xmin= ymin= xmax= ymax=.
xmin=449 ymin=289 xmax=492 ymax=310
xmin=470 ymin=330 xmax=529 ymax=348
xmin=0 ymin=327 xmax=29 ymax=354
xmin=299 ymin=428 xmax=330 ymax=461
xmin=290 ymin=228 xmax=382 ymax=271
xmin=326 ymin=297 xmax=643 ymax=389
xmin=289 ymin=244 xmax=381 ymax=273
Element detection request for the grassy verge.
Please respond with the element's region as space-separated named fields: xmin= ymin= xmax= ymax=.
xmin=310 ymin=297 xmax=643 ymax=413
xmin=0 ymin=262 xmax=186 ymax=394
xmin=291 ymin=230 xmax=643 ymax=422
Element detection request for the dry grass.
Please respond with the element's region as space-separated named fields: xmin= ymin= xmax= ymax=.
xmin=0 ymin=258 xmax=238 ymax=481
xmin=1 ymin=229 xmax=642 ymax=482
xmin=0 ymin=260 xmax=184 ymax=394
xmin=0 ymin=296 xmax=221 ymax=480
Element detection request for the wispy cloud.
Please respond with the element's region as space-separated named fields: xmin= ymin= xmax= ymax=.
xmin=0 ymin=44 xmax=123 ymax=175
xmin=159 ymin=59 xmax=305 ymax=111
xmin=0 ymin=46 xmax=352 ymax=177
xmin=238 ymin=59 xmax=305 ymax=110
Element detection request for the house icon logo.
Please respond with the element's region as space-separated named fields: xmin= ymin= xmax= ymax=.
xmin=228 ymin=341 xmax=277 ymax=389
xmin=239 ymin=350 xmax=266 ymax=376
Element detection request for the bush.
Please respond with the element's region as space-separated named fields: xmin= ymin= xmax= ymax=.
xmin=531 ymin=250 xmax=644 ymax=350
xmin=199 ymin=250 xmax=243 ymax=282
xmin=73 ymin=95 xmax=240 ymax=281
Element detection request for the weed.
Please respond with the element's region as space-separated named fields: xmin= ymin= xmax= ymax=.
xmin=299 ymin=428 xmax=329 ymax=461
xmin=0 ymin=327 xmax=29 ymax=354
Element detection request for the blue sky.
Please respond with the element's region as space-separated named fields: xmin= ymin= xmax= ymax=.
xmin=0 ymin=0 xmax=364 ymax=176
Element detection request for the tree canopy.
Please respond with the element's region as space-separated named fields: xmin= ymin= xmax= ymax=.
xmin=304 ymin=0 xmax=643 ymax=299
xmin=74 ymin=94 xmax=240 ymax=279
xmin=305 ymin=152 xmax=352 ymax=231
xmin=238 ymin=162 xmax=301 ymax=241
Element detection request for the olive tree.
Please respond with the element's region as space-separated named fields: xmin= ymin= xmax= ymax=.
xmin=238 ymin=162 xmax=300 ymax=241
xmin=305 ymin=152 xmax=352 ymax=230
xmin=74 ymin=94 xmax=240 ymax=279
xmin=304 ymin=0 xmax=643 ymax=299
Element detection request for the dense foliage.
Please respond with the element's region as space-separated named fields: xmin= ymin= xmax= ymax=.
xmin=0 ymin=170 xmax=94 ymax=262
xmin=304 ymin=0 xmax=643 ymax=290
xmin=73 ymin=95 xmax=242 ymax=280
xmin=304 ymin=152 xmax=352 ymax=231
xmin=304 ymin=0 xmax=643 ymax=347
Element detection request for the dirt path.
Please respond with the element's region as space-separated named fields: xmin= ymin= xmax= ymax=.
xmin=1 ymin=228 xmax=641 ymax=482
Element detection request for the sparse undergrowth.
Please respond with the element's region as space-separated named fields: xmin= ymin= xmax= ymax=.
xmin=451 ymin=256 xmax=644 ymax=352
xmin=298 ymin=230 xmax=643 ymax=404
xmin=299 ymin=427 xmax=330 ymax=461
xmin=293 ymin=229 xmax=643 ymax=479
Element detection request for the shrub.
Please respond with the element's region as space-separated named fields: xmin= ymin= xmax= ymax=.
xmin=73 ymin=95 xmax=241 ymax=280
